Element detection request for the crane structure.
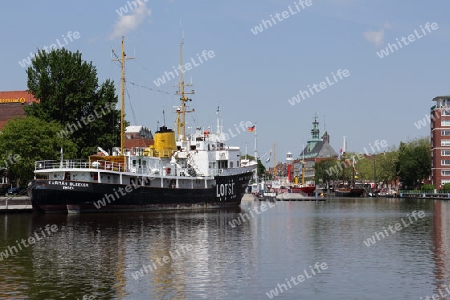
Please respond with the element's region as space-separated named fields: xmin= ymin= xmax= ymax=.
xmin=259 ymin=150 xmax=272 ymax=164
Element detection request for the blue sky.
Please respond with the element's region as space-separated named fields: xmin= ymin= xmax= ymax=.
xmin=1 ymin=0 xmax=449 ymax=164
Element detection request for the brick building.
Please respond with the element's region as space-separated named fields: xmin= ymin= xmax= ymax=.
xmin=431 ymin=95 xmax=450 ymax=188
xmin=0 ymin=91 xmax=39 ymax=190
xmin=0 ymin=90 xmax=39 ymax=131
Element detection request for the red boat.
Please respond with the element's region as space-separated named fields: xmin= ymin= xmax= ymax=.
xmin=292 ymin=185 xmax=316 ymax=196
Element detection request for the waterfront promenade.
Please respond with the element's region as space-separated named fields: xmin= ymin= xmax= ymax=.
xmin=0 ymin=192 xmax=448 ymax=213
xmin=399 ymin=190 xmax=450 ymax=200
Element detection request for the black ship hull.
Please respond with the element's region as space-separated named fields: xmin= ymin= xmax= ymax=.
xmin=334 ymin=188 xmax=365 ymax=197
xmin=31 ymin=172 xmax=253 ymax=213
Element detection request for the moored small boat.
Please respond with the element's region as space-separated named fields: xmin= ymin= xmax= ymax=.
xmin=334 ymin=187 xmax=365 ymax=197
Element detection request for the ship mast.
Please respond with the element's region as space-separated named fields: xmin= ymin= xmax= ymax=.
xmin=176 ymin=26 xmax=194 ymax=141
xmin=120 ymin=38 xmax=126 ymax=154
xmin=273 ymin=143 xmax=276 ymax=178
xmin=302 ymin=143 xmax=305 ymax=186
xmin=254 ymin=125 xmax=259 ymax=188
xmin=112 ymin=36 xmax=134 ymax=155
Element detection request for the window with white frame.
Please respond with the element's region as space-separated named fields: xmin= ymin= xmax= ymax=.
xmin=443 ymin=130 xmax=450 ymax=136
xmin=442 ymin=120 xmax=450 ymax=126
xmin=442 ymin=140 xmax=450 ymax=146
xmin=442 ymin=170 xmax=450 ymax=176
xmin=442 ymin=160 xmax=450 ymax=165
xmin=442 ymin=150 xmax=450 ymax=156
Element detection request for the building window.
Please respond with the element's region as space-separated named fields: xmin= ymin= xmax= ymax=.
xmin=442 ymin=160 xmax=450 ymax=166
xmin=442 ymin=170 xmax=450 ymax=176
xmin=443 ymin=110 xmax=450 ymax=116
xmin=442 ymin=150 xmax=450 ymax=156
xmin=442 ymin=120 xmax=450 ymax=126
xmin=442 ymin=130 xmax=450 ymax=136
xmin=441 ymin=140 xmax=450 ymax=146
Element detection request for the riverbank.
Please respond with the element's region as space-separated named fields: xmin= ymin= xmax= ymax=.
xmin=399 ymin=191 xmax=450 ymax=199
xmin=242 ymin=194 xmax=256 ymax=201
xmin=0 ymin=196 xmax=32 ymax=213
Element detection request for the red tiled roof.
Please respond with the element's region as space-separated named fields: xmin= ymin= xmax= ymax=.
xmin=125 ymin=139 xmax=154 ymax=149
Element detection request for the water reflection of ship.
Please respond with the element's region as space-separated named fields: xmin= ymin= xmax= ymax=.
xmin=26 ymin=207 xmax=251 ymax=298
xmin=29 ymin=213 xmax=126 ymax=299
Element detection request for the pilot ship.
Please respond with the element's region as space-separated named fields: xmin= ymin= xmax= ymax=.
xmin=30 ymin=37 xmax=254 ymax=213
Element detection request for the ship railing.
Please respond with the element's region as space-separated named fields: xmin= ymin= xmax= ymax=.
xmin=35 ymin=160 xmax=90 ymax=170
xmin=35 ymin=160 xmax=126 ymax=172
xmin=90 ymin=160 xmax=126 ymax=172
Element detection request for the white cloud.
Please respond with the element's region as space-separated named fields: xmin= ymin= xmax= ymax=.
xmin=363 ymin=22 xmax=391 ymax=48
xmin=110 ymin=3 xmax=151 ymax=40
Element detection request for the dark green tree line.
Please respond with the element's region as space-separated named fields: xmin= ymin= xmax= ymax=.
xmin=25 ymin=48 xmax=121 ymax=157
xmin=0 ymin=117 xmax=77 ymax=186
xmin=396 ymin=137 xmax=431 ymax=189
xmin=314 ymin=137 xmax=430 ymax=190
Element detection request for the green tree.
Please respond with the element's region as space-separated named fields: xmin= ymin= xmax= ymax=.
xmin=354 ymin=147 xmax=399 ymax=185
xmin=257 ymin=159 xmax=266 ymax=180
xmin=421 ymin=184 xmax=435 ymax=191
xmin=442 ymin=183 xmax=450 ymax=191
xmin=396 ymin=137 xmax=431 ymax=189
xmin=353 ymin=155 xmax=373 ymax=182
xmin=0 ymin=116 xmax=77 ymax=185
xmin=376 ymin=148 xmax=399 ymax=184
xmin=336 ymin=153 xmax=358 ymax=185
xmin=25 ymin=48 xmax=121 ymax=157
xmin=314 ymin=157 xmax=339 ymax=184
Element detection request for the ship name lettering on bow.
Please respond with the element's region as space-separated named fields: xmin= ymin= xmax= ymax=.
xmin=216 ymin=182 xmax=236 ymax=200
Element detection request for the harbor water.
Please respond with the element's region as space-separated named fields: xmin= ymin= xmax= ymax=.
xmin=0 ymin=197 xmax=449 ymax=299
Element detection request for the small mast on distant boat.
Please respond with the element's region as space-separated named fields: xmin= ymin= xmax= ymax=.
xmin=334 ymin=136 xmax=364 ymax=197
